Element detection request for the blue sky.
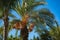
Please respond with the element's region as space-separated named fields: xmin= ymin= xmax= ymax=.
xmin=46 ymin=0 xmax=60 ymax=25
xmin=0 ymin=0 xmax=60 ymax=40
xmin=34 ymin=0 xmax=60 ymax=24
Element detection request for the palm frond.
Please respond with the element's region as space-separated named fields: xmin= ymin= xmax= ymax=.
xmin=39 ymin=8 xmax=54 ymax=19
xmin=9 ymin=13 xmax=16 ymax=18
xmin=13 ymin=2 xmax=24 ymax=16
xmin=0 ymin=0 xmax=19 ymax=8
xmin=26 ymin=2 xmax=46 ymax=11
xmin=29 ymin=8 xmax=55 ymax=30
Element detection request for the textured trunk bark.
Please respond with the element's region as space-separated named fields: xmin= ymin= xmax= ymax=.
xmin=20 ymin=26 xmax=28 ymax=40
xmin=3 ymin=7 xmax=9 ymax=40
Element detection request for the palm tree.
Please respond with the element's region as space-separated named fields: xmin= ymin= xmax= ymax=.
xmin=0 ymin=0 xmax=19 ymax=40
xmin=12 ymin=0 xmax=46 ymax=40
xmin=11 ymin=0 xmax=55 ymax=40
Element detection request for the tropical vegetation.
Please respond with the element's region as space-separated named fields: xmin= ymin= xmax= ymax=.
xmin=0 ymin=0 xmax=60 ymax=40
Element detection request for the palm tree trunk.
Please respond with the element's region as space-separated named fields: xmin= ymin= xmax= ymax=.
xmin=20 ymin=26 xmax=28 ymax=40
xmin=3 ymin=7 xmax=9 ymax=40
